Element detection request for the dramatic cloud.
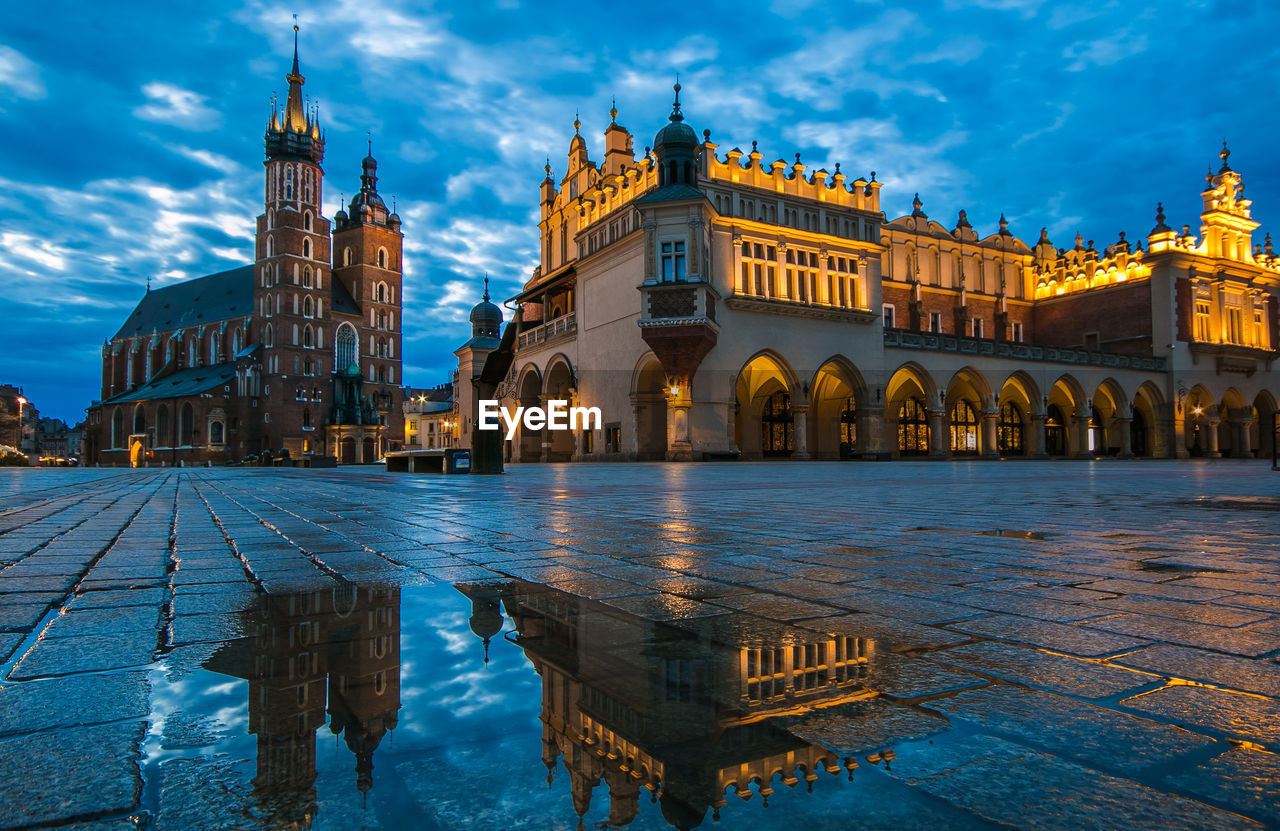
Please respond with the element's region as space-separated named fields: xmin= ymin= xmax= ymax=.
xmin=3 ymin=1 xmax=1280 ymax=423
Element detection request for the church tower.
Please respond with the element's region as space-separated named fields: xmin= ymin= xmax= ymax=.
xmin=255 ymin=23 xmax=332 ymax=453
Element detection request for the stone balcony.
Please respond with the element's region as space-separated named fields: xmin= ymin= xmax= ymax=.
xmin=884 ymin=328 xmax=1168 ymax=371
xmin=517 ymin=312 xmax=577 ymax=350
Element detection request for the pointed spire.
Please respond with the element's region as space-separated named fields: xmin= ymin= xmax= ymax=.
xmin=483 ymin=275 xmax=490 ymax=303
xmin=669 ymin=77 xmax=684 ymax=123
xmin=1219 ymin=139 xmax=1232 ymax=173
xmin=573 ymin=112 xmax=580 ymax=134
xmin=609 ymin=97 xmax=617 ymax=124
xmin=998 ymin=212 xmax=1009 ymax=234
xmin=283 ymin=17 xmax=307 ymax=132
xmin=292 ymin=15 xmax=300 ymax=74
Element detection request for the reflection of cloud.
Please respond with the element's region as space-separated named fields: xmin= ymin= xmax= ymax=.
xmin=134 ymin=82 xmax=220 ymax=127
xmin=0 ymin=45 xmax=45 ymax=99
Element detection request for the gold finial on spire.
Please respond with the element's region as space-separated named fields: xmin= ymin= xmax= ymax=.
xmin=609 ymin=97 xmax=617 ymax=124
xmin=573 ymin=111 xmax=580 ymax=134
xmin=1219 ymin=138 xmax=1232 ymax=173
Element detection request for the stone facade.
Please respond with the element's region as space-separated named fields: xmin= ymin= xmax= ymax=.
xmin=455 ymin=89 xmax=1279 ymax=463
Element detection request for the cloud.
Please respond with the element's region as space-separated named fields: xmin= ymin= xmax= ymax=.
xmin=0 ymin=45 xmax=45 ymax=99
xmin=1063 ymin=31 xmax=1148 ymax=71
xmin=134 ymin=82 xmax=221 ymax=127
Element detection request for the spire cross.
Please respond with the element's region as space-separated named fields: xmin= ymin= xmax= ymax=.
xmin=483 ymin=275 xmax=490 ymax=302
xmin=367 ymin=130 xmax=372 ymax=156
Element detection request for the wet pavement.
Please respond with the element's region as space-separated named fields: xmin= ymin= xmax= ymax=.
xmin=0 ymin=461 xmax=1278 ymax=829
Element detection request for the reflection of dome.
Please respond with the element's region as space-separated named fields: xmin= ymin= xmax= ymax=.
xmin=469 ymin=598 xmax=502 ymax=641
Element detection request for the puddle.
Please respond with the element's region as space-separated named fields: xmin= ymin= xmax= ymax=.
xmin=911 ymin=527 xmax=1051 ymax=540
xmin=131 ymin=577 xmax=990 ymax=829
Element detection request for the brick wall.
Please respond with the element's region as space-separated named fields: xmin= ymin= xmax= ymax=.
xmin=1032 ymin=281 xmax=1153 ymax=355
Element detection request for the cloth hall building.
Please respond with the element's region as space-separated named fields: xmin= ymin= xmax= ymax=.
xmin=455 ymin=86 xmax=1279 ymax=462
xmin=89 ymin=34 xmax=405 ymax=466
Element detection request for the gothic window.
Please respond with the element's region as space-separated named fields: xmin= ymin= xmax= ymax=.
xmin=187 ymin=339 xmax=198 ymax=367
xmin=264 ymin=324 xmax=274 ymax=348
xmin=303 ymin=295 xmax=314 ymax=317
xmin=303 ymin=325 xmax=314 ymax=349
xmin=344 ymin=247 xmax=353 ymax=266
xmin=303 ymin=237 xmax=312 ymax=259
xmin=376 ymin=338 xmax=386 ymax=358
xmin=112 ymin=410 xmax=124 ymax=449
xmin=660 ymin=240 xmax=686 ymax=282
xmin=335 ymin=323 xmax=357 ymax=370
xmin=949 ymin=400 xmax=979 ymax=455
xmin=378 ymin=247 xmax=388 ymax=268
xmin=133 ymin=404 xmax=145 ymax=435
xmin=304 ymin=358 xmax=313 ymax=376
xmin=303 ymin=268 xmax=313 ymax=290
xmin=285 ymin=166 xmax=293 ymax=200
xmin=209 ymin=334 xmax=218 ymax=365
xmin=377 ymin=310 xmax=387 ymax=329
xmin=266 ymin=236 xmax=274 ymax=257
xmin=156 ymin=405 xmax=169 ymax=446
xmin=998 ymin=401 xmax=1023 ymax=455
xmin=898 ymin=397 xmax=929 ymax=456
xmin=760 ymin=390 xmax=793 ymax=456
xmin=377 ymin=282 xmax=386 ymax=302
xmin=179 ymin=403 xmax=194 ymax=447
xmin=209 ymin=421 xmax=224 ymax=445
xmin=292 ymin=324 xmax=298 ymax=346
xmin=303 ymin=211 xmax=312 ymax=232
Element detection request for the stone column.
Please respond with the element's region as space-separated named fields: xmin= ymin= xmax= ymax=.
xmin=1028 ymin=413 xmax=1048 ymax=458
xmin=980 ymin=409 xmax=999 ymax=459
xmin=1073 ymin=409 xmax=1092 ymax=459
xmin=1205 ymin=416 xmax=1221 ymax=457
xmin=1237 ymin=419 xmax=1254 ymax=458
xmin=666 ymin=386 xmax=693 ymax=461
xmin=861 ymin=405 xmax=886 ymax=459
xmin=1115 ymin=417 xmax=1134 ymax=458
xmin=928 ymin=409 xmax=948 ymax=458
xmin=792 ymin=406 xmax=810 ymax=460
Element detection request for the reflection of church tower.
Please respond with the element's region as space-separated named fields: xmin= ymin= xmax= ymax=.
xmin=327 ymin=583 xmax=401 ymax=802
xmin=247 ymin=591 xmax=330 ymax=829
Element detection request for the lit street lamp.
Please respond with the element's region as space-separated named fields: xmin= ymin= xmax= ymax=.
xmin=15 ymin=396 xmax=26 ymax=453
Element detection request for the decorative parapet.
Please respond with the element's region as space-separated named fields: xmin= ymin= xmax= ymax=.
xmin=704 ymin=143 xmax=880 ymax=214
xmin=884 ymin=328 xmax=1168 ymax=371
xmin=725 ymin=295 xmax=877 ymax=324
xmin=1034 ymin=234 xmax=1151 ymax=299
xmin=516 ymin=312 xmax=576 ymax=351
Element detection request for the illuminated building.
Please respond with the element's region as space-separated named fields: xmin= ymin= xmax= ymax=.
xmin=89 ymin=29 xmax=404 ymax=467
xmin=455 ymin=87 xmax=1278 ymax=461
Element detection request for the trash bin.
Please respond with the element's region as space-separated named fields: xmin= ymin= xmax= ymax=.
xmin=445 ymin=449 xmax=471 ymax=474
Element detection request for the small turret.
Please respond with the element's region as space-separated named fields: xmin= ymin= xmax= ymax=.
xmin=653 ymin=81 xmax=699 ymax=187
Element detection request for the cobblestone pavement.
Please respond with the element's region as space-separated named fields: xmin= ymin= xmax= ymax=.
xmin=0 ymin=461 xmax=1278 ymax=829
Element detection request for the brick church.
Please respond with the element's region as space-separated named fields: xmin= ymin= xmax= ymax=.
xmin=88 ymin=29 xmax=404 ymax=466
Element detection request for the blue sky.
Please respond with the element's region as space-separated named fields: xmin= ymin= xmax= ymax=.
xmin=3 ymin=0 xmax=1278 ymax=423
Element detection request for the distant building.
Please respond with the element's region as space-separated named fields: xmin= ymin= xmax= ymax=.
xmin=456 ymin=87 xmax=1279 ymax=462
xmin=89 ymin=30 xmax=404 ymax=467
xmin=0 ymin=384 xmax=36 ymax=457
xmin=34 ymin=417 xmax=72 ymax=460
xmin=404 ymin=383 xmax=455 ymax=449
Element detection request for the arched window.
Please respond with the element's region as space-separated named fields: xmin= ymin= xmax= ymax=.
xmin=344 ymin=247 xmax=352 ymax=266
xmin=292 ymin=324 xmax=298 ymax=345
xmin=998 ymin=402 xmax=1024 ymax=456
xmin=232 ymin=329 xmax=242 ymax=354
xmin=335 ymin=323 xmax=357 ymax=370
xmin=284 ymin=166 xmax=293 ymax=200
xmin=303 ymin=324 xmax=314 ymax=348
xmin=377 ymin=365 xmax=387 ymax=383
xmin=302 ymin=408 xmax=312 ymax=428
xmin=266 ymin=209 xmax=273 ymax=230
xmin=898 ymin=397 xmax=929 ymax=456
xmin=377 ymin=310 xmax=387 ymax=329
xmin=266 ymin=236 xmax=274 ymax=257
xmin=949 ymin=400 xmax=979 ymax=455
xmin=303 ymin=211 xmax=312 ymax=231
xmin=156 ymin=405 xmax=169 ymax=446
xmin=179 ymin=403 xmax=194 ymax=447
xmin=303 ymin=238 xmax=312 ymax=259
xmin=112 ymin=410 xmax=124 ymax=449
xmin=187 ymin=339 xmax=198 ymax=367
xmin=376 ymin=337 xmax=386 ymax=357
xmin=303 ymin=295 xmax=314 ymax=317
xmin=303 ymin=267 xmax=313 ymax=290
xmin=760 ymin=390 xmax=793 ymax=457
xmin=209 ymin=421 xmax=224 ymax=445
xmin=133 ymin=404 xmax=145 ymax=435
xmin=378 ymin=248 xmax=387 ymax=268
xmin=209 ymin=334 xmax=218 ymax=364
xmin=377 ymin=282 xmax=386 ymax=302
xmin=264 ymin=324 xmax=274 ymax=348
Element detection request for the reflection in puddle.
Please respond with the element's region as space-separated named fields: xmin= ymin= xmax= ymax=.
xmin=142 ymin=578 xmax=979 ymax=829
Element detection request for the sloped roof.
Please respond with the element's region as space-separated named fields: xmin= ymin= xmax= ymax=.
xmin=104 ymin=362 xmax=238 ymax=404
xmin=113 ymin=266 xmax=254 ymax=340
xmin=634 ymin=183 xmax=707 ymax=205
xmin=330 ymin=276 xmax=361 ymax=316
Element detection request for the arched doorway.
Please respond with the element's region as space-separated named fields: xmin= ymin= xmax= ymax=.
xmin=362 ymin=437 xmax=376 ymax=463
xmin=809 ymin=358 xmax=867 ymax=459
xmin=340 ymin=437 xmax=356 ymax=464
xmin=886 ymin=363 xmax=937 ymax=458
xmin=945 ymin=367 xmax=994 ymax=457
xmin=129 ymin=440 xmax=143 ymax=468
xmin=1253 ymin=391 xmax=1278 ymax=460
xmin=543 ymin=357 xmax=575 ymax=462
xmin=1132 ymin=382 xmax=1164 ymax=458
xmin=1047 ymin=375 xmax=1085 ymax=457
xmin=1130 ymin=409 xmax=1148 ymax=457
xmin=734 ymin=351 xmax=799 ymax=459
xmin=1219 ymin=388 xmax=1248 ymax=458
xmin=516 ymin=366 xmax=543 ymax=463
xmin=1185 ymin=386 xmax=1215 ymax=457
xmin=998 ymin=401 xmax=1024 ymax=456
xmin=760 ymin=390 xmax=793 ymax=457
xmin=631 ymin=357 xmax=667 ymax=461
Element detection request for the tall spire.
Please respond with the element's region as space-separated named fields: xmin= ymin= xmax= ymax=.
xmin=483 ymin=275 xmax=490 ymax=302
xmin=669 ymin=77 xmax=683 ymax=123
xmin=283 ymin=16 xmax=307 ymax=132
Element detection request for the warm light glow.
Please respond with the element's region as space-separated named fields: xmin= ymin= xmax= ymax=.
xmin=16 ymin=397 xmax=26 ymax=405
xmin=1193 ymin=406 xmax=1204 ymax=416
xmin=669 ymin=386 xmax=679 ymax=396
